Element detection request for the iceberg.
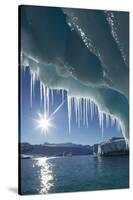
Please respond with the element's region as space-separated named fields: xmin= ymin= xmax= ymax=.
xmin=93 ymin=137 xmax=129 ymax=156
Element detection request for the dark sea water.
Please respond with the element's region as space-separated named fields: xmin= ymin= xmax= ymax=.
xmin=20 ymin=155 xmax=129 ymax=195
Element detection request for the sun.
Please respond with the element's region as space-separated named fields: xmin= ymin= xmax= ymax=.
xmin=36 ymin=113 xmax=52 ymax=133
xmin=35 ymin=100 xmax=65 ymax=134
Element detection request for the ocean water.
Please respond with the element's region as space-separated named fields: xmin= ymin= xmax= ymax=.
xmin=20 ymin=155 xmax=129 ymax=195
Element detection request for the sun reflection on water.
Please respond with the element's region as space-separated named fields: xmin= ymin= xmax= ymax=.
xmin=35 ymin=157 xmax=54 ymax=194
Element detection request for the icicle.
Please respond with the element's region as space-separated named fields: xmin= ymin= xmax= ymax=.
xmin=97 ymin=107 xmax=101 ymax=129
xmin=77 ymin=98 xmax=80 ymax=128
xmin=32 ymin=72 xmax=36 ymax=97
xmin=46 ymin=87 xmax=50 ymax=114
xmin=102 ymin=112 xmax=104 ymax=136
xmin=90 ymin=100 xmax=93 ymax=120
xmin=86 ymin=99 xmax=89 ymax=128
xmin=26 ymin=66 xmax=125 ymax=139
xmin=67 ymin=96 xmax=72 ymax=133
xmin=105 ymin=113 xmax=109 ymax=128
xmin=30 ymin=69 xmax=39 ymax=107
xmin=40 ymin=82 xmax=42 ymax=106
xmin=30 ymin=71 xmax=33 ymax=107
xmin=83 ymin=99 xmax=85 ymax=126
xmin=51 ymin=89 xmax=54 ymax=106
xmin=80 ymin=98 xmax=82 ymax=122
xmin=74 ymin=97 xmax=78 ymax=124
xmin=42 ymin=84 xmax=46 ymax=113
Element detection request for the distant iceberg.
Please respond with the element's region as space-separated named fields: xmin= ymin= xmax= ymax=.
xmin=93 ymin=137 xmax=129 ymax=156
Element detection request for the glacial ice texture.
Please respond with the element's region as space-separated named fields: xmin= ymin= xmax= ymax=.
xmin=20 ymin=6 xmax=129 ymax=142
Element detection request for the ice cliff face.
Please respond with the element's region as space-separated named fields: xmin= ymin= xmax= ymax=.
xmin=97 ymin=137 xmax=128 ymax=155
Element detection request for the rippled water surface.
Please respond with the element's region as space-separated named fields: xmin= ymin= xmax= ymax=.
xmin=20 ymin=155 xmax=129 ymax=195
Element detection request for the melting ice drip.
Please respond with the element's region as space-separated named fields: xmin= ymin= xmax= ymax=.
xmin=67 ymin=96 xmax=122 ymax=135
xmin=28 ymin=67 xmax=122 ymax=137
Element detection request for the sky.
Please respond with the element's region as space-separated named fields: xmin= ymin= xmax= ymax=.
xmin=20 ymin=67 xmax=122 ymax=145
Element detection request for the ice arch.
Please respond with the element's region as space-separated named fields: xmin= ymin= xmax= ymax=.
xmin=20 ymin=5 xmax=129 ymax=142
